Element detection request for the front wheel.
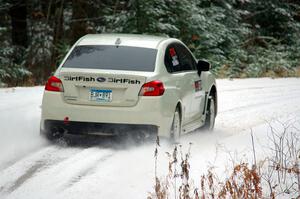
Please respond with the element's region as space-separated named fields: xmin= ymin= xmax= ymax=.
xmin=170 ymin=107 xmax=181 ymax=141
xmin=203 ymin=95 xmax=216 ymax=131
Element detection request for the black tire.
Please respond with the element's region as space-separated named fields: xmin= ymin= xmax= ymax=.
xmin=203 ymin=95 xmax=216 ymax=131
xmin=170 ymin=107 xmax=181 ymax=141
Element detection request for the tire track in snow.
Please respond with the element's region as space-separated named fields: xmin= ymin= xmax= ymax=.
xmin=0 ymin=186 xmax=4 ymax=193
xmin=4 ymin=147 xmax=115 ymax=199
xmin=63 ymin=153 xmax=114 ymax=189
xmin=7 ymin=161 xmax=45 ymax=193
xmin=0 ymin=146 xmax=81 ymax=196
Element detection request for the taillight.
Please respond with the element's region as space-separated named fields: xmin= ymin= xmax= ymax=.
xmin=45 ymin=76 xmax=64 ymax=92
xmin=139 ymin=80 xmax=165 ymax=96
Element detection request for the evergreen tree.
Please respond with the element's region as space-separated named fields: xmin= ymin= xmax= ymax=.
xmin=1 ymin=0 xmax=300 ymax=86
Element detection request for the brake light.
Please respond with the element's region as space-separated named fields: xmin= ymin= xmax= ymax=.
xmin=139 ymin=80 xmax=165 ymax=96
xmin=45 ymin=76 xmax=64 ymax=92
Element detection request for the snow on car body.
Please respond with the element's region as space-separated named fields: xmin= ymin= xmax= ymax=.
xmin=40 ymin=34 xmax=217 ymax=139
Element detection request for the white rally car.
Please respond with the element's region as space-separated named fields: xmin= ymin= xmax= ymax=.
xmin=40 ymin=34 xmax=217 ymax=140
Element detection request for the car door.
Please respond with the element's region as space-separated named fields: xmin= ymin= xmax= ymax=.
xmin=164 ymin=44 xmax=194 ymax=126
xmin=175 ymin=43 xmax=205 ymax=123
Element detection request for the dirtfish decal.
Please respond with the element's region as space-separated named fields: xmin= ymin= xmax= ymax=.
xmin=64 ymin=76 xmax=95 ymax=81
xmin=64 ymin=76 xmax=140 ymax=84
xmin=107 ymin=78 xmax=140 ymax=84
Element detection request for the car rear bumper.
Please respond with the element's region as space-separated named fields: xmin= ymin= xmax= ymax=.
xmin=41 ymin=91 xmax=175 ymax=137
xmin=42 ymin=120 xmax=158 ymax=136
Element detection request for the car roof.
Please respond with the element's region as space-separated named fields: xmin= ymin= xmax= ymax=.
xmin=77 ymin=34 xmax=169 ymax=49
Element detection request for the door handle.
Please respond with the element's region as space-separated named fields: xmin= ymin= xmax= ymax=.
xmin=175 ymin=81 xmax=180 ymax=88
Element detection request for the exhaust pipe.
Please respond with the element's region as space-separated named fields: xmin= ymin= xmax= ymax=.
xmin=51 ymin=127 xmax=66 ymax=138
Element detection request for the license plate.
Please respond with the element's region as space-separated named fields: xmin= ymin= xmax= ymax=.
xmin=90 ymin=89 xmax=112 ymax=102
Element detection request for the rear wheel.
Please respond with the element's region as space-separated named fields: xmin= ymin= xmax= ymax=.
xmin=203 ymin=95 xmax=216 ymax=131
xmin=41 ymin=127 xmax=64 ymax=141
xmin=170 ymin=107 xmax=181 ymax=141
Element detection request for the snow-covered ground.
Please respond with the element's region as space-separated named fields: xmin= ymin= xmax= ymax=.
xmin=0 ymin=78 xmax=300 ymax=199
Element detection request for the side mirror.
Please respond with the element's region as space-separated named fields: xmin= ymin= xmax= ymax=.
xmin=196 ymin=60 xmax=210 ymax=76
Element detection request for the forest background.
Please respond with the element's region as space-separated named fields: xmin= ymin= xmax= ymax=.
xmin=1 ymin=0 xmax=300 ymax=86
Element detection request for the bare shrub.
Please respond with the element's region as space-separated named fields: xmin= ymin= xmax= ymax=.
xmin=148 ymin=119 xmax=300 ymax=199
xmin=149 ymin=143 xmax=263 ymax=199
xmin=260 ymin=120 xmax=300 ymax=198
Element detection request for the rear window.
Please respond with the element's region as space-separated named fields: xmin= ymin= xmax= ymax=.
xmin=63 ymin=45 xmax=157 ymax=72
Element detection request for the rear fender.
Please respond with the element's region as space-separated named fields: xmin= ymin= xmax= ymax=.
xmin=200 ymin=71 xmax=217 ymax=116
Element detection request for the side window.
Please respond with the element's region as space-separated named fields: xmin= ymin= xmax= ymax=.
xmin=164 ymin=44 xmax=181 ymax=73
xmin=164 ymin=43 xmax=197 ymax=73
xmin=175 ymin=44 xmax=197 ymax=71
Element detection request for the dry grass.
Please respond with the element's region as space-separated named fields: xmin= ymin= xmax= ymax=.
xmin=148 ymin=121 xmax=300 ymax=199
xmin=295 ymin=66 xmax=300 ymax=77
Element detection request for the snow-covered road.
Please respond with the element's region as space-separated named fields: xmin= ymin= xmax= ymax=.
xmin=0 ymin=78 xmax=300 ymax=199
